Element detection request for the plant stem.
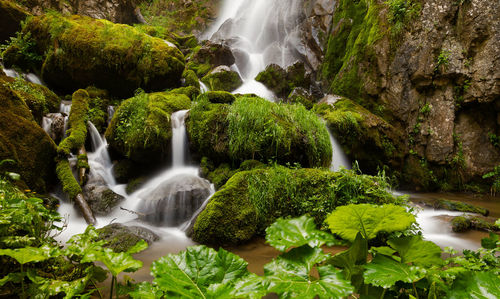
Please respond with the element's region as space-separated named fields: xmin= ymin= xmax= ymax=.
xmin=380 ymin=288 xmax=386 ymax=299
xmin=412 ymin=282 xmax=419 ymax=299
xmin=21 ymin=264 xmax=25 ymax=299
xmin=91 ymin=279 xmax=103 ymax=299
xmin=109 ymin=276 xmax=115 ymax=299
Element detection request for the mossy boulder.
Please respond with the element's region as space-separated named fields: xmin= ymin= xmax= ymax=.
xmin=314 ymin=97 xmax=405 ymax=174
xmin=4 ymin=13 xmax=185 ymax=97
xmin=192 ymin=166 xmax=404 ymax=245
xmin=200 ymin=157 xmax=265 ymax=190
xmin=182 ymin=69 xmax=200 ymax=90
xmin=430 ymin=198 xmax=489 ymax=216
xmin=105 ymin=90 xmax=191 ymax=164
xmin=0 ymin=1 xmax=29 ymax=43
xmin=98 ymin=223 xmax=159 ymax=253
xmin=191 ymin=41 xmax=235 ymax=69
xmin=0 ymin=74 xmax=56 ymax=192
xmin=255 ymin=62 xmax=311 ymax=98
xmin=186 ymin=95 xmax=332 ymax=168
xmin=451 ymin=215 xmax=499 ymax=233
xmin=2 ymin=76 xmax=60 ymax=123
xmin=285 ymin=87 xmax=315 ymax=110
xmin=201 ymin=66 xmax=242 ymax=92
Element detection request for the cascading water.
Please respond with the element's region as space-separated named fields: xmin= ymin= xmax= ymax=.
xmin=199 ymin=80 xmax=209 ymax=93
xmin=206 ymin=0 xmax=305 ymax=100
xmin=327 ymin=128 xmax=350 ymax=171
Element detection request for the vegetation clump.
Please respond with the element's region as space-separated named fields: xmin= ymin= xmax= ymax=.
xmin=2 ymin=13 xmax=185 ymax=97
xmin=105 ymin=89 xmax=191 ymax=163
xmin=201 ymin=66 xmax=242 ymax=92
xmin=187 ymin=95 xmax=332 ymax=168
xmin=192 ymin=165 xmax=406 ymax=245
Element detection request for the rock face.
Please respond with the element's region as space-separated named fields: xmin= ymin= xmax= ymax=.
xmin=201 ymin=65 xmax=242 ymax=92
xmin=0 ymin=1 xmax=29 ymax=43
xmin=84 ymin=183 xmax=124 ymax=216
xmin=0 ymin=73 xmax=57 ymax=192
xmin=136 ymin=174 xmax=212 ymax=226
xmin=3 ymin=14 xmax=185 ymax=97
xmin=98 ymin=223 xmax=159 ymax=252
xmin=320 ymin=0 xmax=500 ymax=190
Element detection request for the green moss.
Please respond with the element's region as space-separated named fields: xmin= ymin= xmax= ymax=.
xmin=186 ymin=61 xmax=212 ymax=78
xmin=321 ymin=0 xmax=385 ymax=102
xmin=3 ymin=75 xmax=60 ymax=123
xmin=187 ymin=96 xmax=332 ymax=168
xmin=167 ymin=86 xmax=200 ymax=101
xmin=126 ymin=176 xmax=147 ymax=194
xmin=105 ymin=90 xmax=191 ymax=163
xmin=57 ymin=89 xmax=90 ymax=155
xmin=201 ymin=68 xmax=242 ymax=92
xmin=6 ymin=13 xmax=185 ymax=97
xmin=56 ymin=159 xmax=81 ymax=199
xmin=193 ymin=165 xmax=405 ymax=245
xmin=431 ymin=198 xmax=489 ymax=216
xmin=255 ymin=64 xmax=288 ymax=96
xmin=314 ymin=98 xmax=404 ymax=174
xmin=0 ymin=74 xmax=57 ymax=191
xmin=451 ymin=216 xmax=471 ymax=232
xmin=182 ymin=69 xmax=200 ymax=90
xmin=197 ymin=90 xmax=235 ymax=104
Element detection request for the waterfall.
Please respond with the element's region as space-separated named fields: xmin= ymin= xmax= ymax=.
xmin=171 ymin=110 xmax=189 ymax=167
xmin=206 ymin=0 xmax=304 ymax=100
xmin=107 ymin=106 xmax=115 ymax=123
xmin=26 ymin=73 xmax=44 ymax=85
xmin=60 ymin=101 xmax=71 ymax=137
xmin=199 ymin=81 xmax=209 ymax=93
xmin=327 ymin=128 xmax=350 ymax=171
xmin=42 ymin=117 xmax=53 ymax=134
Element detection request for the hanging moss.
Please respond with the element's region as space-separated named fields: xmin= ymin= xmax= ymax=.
xmin=57 ymin=89 xmax=90 ymax=155
xmin=56 ymin=159 xmax=81 ymax=200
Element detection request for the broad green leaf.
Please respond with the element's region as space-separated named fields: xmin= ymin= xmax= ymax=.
xmin=387 ymin=236 xmax=443 ymax=267
xmin=481 ymin=232 xmax=499 ymax=249
xmin=27 ymin=269 xmax=91 ymax=299
xmin=65 ymin=226 xmax=106 ymax=260
xmin=7 ymin=172 xmax=20 ymax=181
xmin=230 ymin=273 xmax=267 ymax=299
xmin=152 ymin=245 xmax=255 ymax=299
xmin=82 ymin=247 xmax=143 ymax=277
xmin=363 ymin=255 xmax=426 ymax=288
xmin=326 ymin=204 xmax=415 ymax=242
xmin=263 ymin=246 xmax=353 ymax=298
xmin=329 ymin=232 xmax=368 ymax=280
xmin=127 ymin=239 xmax=148 ymax=254
xmin=370 ymin=246 xmax=398 ymax=258
xmin=495 ymin=218 xmax=500 ymax=228
xmin=265 ymin=215 xmax=337 ymax=252
xmin=0 ymin=244 xmax=61 ymax=264
xmin=128 ymin=282 xmax=163 ymax=299
xmin=447 ymin=271 xmax=500 ymax=299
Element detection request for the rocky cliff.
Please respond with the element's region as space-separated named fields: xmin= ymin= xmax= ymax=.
xmin=318 ymin=0 xmax=499 ymax=191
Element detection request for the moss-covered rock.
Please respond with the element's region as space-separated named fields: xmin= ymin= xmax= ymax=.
xmin=451 ymin=215 xmax=499 ymax=233
xmin=0 ymin=74 xmax=56 ymax=192
xmin=3 ymin=13 xmax=185 ymax=97
xmin=105 ymin=90 xmax=191 ymax=163
xmin=182 ymin=69 xmax=200 ymax=90
xmin=192 ymin=166 xmax=404 ymax=245
xmin=85 ymin=86 xmax=110 ymax=133
xmin=430 ymin=198 xmax=489 ymax=216
xmin=191 ymin=41 xmax=235 ymax=69
xmin=98 ymin=223 xmax=159 ymax=253
xmin=314 ymin=97 xmax=405 ymax=174
xmin=0 ymin=1 xmax=29 ymax=43
xmin=255 ymin=62 xmax=311 ymax=98
xmin=167 ymin=86 xmax=200 ymax=101
xmin=2 ymin=75 xmax=60 ymax=123
xmin=187 ymin=95 xmax=332 ymax=168
xmin=201 ymin=66 xmax=242 ymax=92
xmin=286 ymin=87 xmax=315 ymax=110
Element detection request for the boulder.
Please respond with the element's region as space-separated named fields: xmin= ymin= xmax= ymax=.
xmin=255 ymin=61 xmax=311 ymax=98
xmin=84 ymin=184 xmax=124 ymax=216
xmin=201 ymin=66 xmax=243 ymax=92
xmin=192 ymin=41 xmax=235 ymax=68
xmin=136 ymin=174 xmax=212 ymax=226
xmin=98 ymin=223 xmax=159 ymax=252
xmin=105 ymin=91 xmax=191 ymax=164
xmin=3 ymin=14 xmax=185 ymax=97
xmin=43 ymin=113 xmax=65 ymax=143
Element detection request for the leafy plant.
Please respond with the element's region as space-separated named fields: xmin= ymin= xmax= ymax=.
xmin=435 ymin=49 xmax=451 ymax=73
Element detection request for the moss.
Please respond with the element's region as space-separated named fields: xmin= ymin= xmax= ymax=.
xmin=187 ymin=96 xmax=332 ymax=168
xmin=57 ymin=89 xmax=90 ymax=155
xmin=193 ymin=165 xmax=405 ymax=245
xmin=3 ymin=75 xmax=60 ymax=123
xmin=167 ymin=86 xmax=200 ymax=101
xmin=105 ymin=90 xmax=191 ymax=163
xmin=182 ymin=69 xmax=200 ymax=90
xmin=451 ymin=216 xmax=471 ymax=232
xmin=0 ymin=0 xmax=29 ymax=43
xmin=197 ymin=90 xmax=235 ymax=104
xmin=321 ymin=0 xmax=385 ymax=103
xmin=126 ymin=176 xmax=147 ymax=194
xmin=314 ymin=98 xmax=404 ymax=174
xmin=0 ymin=74 xmax=56 ymax=192
xmin=5 ymin=13 xmax=185 ymax=97
xmin=255 ymin=64 xmax=288 ymax=96
xmin=200 ymin=157 xmax=266 ymax=190
xmin=186 ymin=61 xmax=212 ymax=78
xmin=201 ymin=68 xmax=242 ymax=92
xmin=452 ymin=216 xmax=498 ymax=233
xmin=56 ymin=159 xmax=81 ymax=199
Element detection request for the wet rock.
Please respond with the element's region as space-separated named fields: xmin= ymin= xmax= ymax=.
xmin=451 ymin=215 xmax=499 ymax=233
xmin=201 ymin=66 xmax=243 ymax=92
xmin=285 ymin=87 xmax=315 ymax=109
xmin=84 ymin=184 xmax=124 ymax=216
xmin=420 ymin=198 xmax=489 ymax=216
xmin=98 ymin=223 xmax=159 ymax=252
xmin=255 ymin=61 xmax=311 ymax=98
xmin=136 ymin=174 xmax=212 ymax=227
xmin=44 ymin=113 xmax=66 ymax=143
xmin=192 ymin=41 xmax=235 ymax=68
xmin=199 ymin=91 xmax=236 ymax=104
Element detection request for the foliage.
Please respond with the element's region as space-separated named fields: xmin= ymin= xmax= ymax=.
xmin=482 ymin=165 xmax=500 ymax=196
xmin=435 ymin=49 xmax=451 ymax=73
xmin=386 ymin=0 xmax=421 ymax=36
xmin=1 ymin=29 xmax=42 ymax=71
xmin=326 ymin=203 xmax=415 ymax=242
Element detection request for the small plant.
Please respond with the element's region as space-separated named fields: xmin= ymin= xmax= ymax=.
xmin=488 ymin=132 xmax=500 ymax=149
xmin=435 ymin=49 xmax=451 ymax=73
xmin=420 ymin=103 xmax=431 ymax=116
xmin=483 ymin=165 xmax=500 ymax=196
